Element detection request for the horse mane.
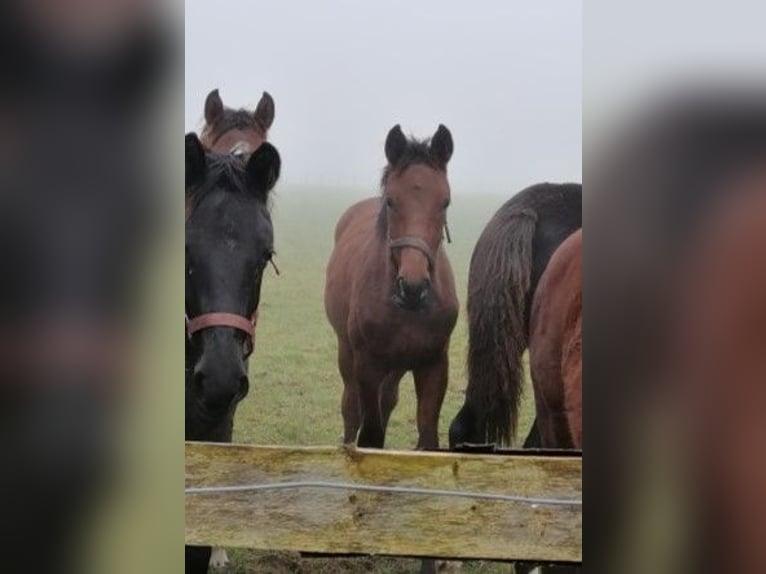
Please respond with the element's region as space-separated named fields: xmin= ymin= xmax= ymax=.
xmin=186 ymin=153 xmax=269 ymax=213
xmin=376 ymin=135 xmax=443 ymax=237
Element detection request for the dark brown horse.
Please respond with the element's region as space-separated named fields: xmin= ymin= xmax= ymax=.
xmin=199 ymin=88 xmax=275 ymax=156
xmin=529 ymin=228 xmax=582 ymax=449
xmin=325 ymin=124 xmax=458 ymax=449
xmin=449 ymin=183 xmax=582 ymax=448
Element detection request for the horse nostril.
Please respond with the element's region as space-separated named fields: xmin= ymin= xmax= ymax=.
xmin=395 ymin=277 xmax=430 ymax=307
xmin=192 ymin=365 xmax=247 ymax=410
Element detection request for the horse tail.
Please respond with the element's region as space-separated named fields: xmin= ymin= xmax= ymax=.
xmin=465 ymin=207 xmax=537 ymax=446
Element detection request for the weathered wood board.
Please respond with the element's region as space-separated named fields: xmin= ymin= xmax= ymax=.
xmin=185 ymin=442 xmax=582 ymax=562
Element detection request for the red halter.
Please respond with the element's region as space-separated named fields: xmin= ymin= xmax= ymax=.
xmin=186 ymin=311 xmax=259 ymax=358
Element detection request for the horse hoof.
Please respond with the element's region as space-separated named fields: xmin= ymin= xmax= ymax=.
xmin=437 ymin=560 xmax=463 ymax=572
xmin=209 ymin=547 xmax=229 ymax=568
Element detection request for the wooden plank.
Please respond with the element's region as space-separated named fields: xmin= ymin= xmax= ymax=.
xmin=185 ymin=442 xmax=582 ymax=563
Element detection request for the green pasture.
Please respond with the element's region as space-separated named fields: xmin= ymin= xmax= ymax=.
xmin=225 ymin=187 xmax=536 ymax=572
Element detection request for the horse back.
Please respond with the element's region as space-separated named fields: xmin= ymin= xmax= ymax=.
xmin=526 ymin=183 xmax=582 ymax=295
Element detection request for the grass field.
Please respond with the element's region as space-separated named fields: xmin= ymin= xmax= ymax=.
xmin=222 ymin=186 xmax=536 ymax=573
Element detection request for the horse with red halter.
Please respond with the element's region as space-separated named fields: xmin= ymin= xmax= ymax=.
xmin=325 ymin=124 xmax=458 ymax=449
xmin=199 ymin=88 xmax=275 ymax=156
xmin=186 ymin=89 xmax=274 ymax=565
xmin=529 ymin=228 xmax=582 ymax=449
xmin=184 ymin=132 xmax=280 ymax=573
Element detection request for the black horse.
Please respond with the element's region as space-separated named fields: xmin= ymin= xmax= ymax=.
xmin=184 ymin=133 xmax=280 ymax=572
xmin=449 ymin=183 xmax=582 ymax=448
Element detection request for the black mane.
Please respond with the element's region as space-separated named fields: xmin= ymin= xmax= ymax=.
xmin=187 ymin=152 xmax=264 ymax=213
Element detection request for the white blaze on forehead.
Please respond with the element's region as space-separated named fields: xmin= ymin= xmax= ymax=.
xmin=229 ymin=141 xmax=253 ymax=157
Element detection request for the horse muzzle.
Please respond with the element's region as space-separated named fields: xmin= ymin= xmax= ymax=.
xmin=393 ymin=276 xmax=431 ymax=310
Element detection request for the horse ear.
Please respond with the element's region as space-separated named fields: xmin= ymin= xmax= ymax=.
xmin=204 ymin=89 xmax=224 ymax=126
xmin=253 ymin=91 xmax=275 ymax=131
xmin=385 ymin=124 xmax=407 ymax=166
xmin=430 ymin=124 xmax=453 ymax=167
xmin=245 ymin=142 xmax=281 ymax=197
xmin=185 ymin=132 xmax=207 ymax=187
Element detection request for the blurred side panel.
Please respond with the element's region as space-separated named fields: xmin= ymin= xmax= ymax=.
xmin=585 ymin=2 xmax=766 ymax=573
xmin=0 ymin=1 xmax=183 ymax=573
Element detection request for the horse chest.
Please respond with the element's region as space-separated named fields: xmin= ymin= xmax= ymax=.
xmin=350 ymin=303 xmax=457 ymax=365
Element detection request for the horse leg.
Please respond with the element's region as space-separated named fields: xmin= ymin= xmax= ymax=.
xmin=413 ymin=352 xmax=449 ymax=450
xmin=341 ymin=383 xmax=361 ymax=444
xmin=209 ymin=546 xmax=229 ymax=568
xmin=338 ymin=341 xmax=361 ymax=444
xmin=380 ymin=370 xmax=405 ymax=432
xmin=185 ymin=545 xmax=211 ymax=573
xmin=412 ymin=357 xmax=449 ymax=574
xmin=523 ymin=418 xmax=542 ymax=448
xmin=357 ymin=363 xmax=387 ymax=448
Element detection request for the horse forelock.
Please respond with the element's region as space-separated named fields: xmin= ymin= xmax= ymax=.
xmin=379 ymin=137 xmax=441 ymax=189
xmin=186 ymin=153 xmax=270 ymax=216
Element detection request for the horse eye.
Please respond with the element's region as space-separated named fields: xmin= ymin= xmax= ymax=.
xmin=443 ymin=198 xmax=451 ymax=209
xmin=385 ymin=197 xmax=394 ymax=208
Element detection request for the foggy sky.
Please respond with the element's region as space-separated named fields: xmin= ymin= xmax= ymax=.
xmin=185 ymin=1 xmax=581 ymax=194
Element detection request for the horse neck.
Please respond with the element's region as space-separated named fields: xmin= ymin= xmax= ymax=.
xmin=375 ymin=210 xmax=399 ymax=281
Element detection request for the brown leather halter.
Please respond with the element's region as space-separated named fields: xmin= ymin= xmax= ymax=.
xmin=185 ymin=134 xmax=267 ymax=359
xmin=388 ymin=224 xmax=451 ymax=272
xmin=389 ymin=236 xmax=436 ymax=270
xmin=186 ymin=311 xmax=259 ymax=358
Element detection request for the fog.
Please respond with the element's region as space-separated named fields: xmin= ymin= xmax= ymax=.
xmin=186 ymin=1 xmax=581 ymax=194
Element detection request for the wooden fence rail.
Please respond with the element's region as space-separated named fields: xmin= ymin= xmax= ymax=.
xmin=185 ymin=441 xmax=582 ymax=563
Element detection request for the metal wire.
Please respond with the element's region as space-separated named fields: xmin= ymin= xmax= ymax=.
xmin=185 ymin=480 xmax=582 ymax=507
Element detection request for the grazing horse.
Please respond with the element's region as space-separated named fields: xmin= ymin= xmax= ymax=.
xmin=529 ymin=228 xmax=582 ymax=449
xmin=449 ymin=183 xmax=581 ymax=448
xmin=199 ymin=88 xmax=275 ymax=156
xmin=184 ymin=133 xmax=281 ymax=573
xmin=325 ymin=124 xmax=458 ymax=449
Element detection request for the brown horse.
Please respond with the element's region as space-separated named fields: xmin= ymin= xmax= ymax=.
xmin=199 ymin=88 xmax=274 ymax=155
xmin=529 ymin=228 xmax=582 ymax=449
xmin=324 ymin=124 xmax=458 ymax=449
